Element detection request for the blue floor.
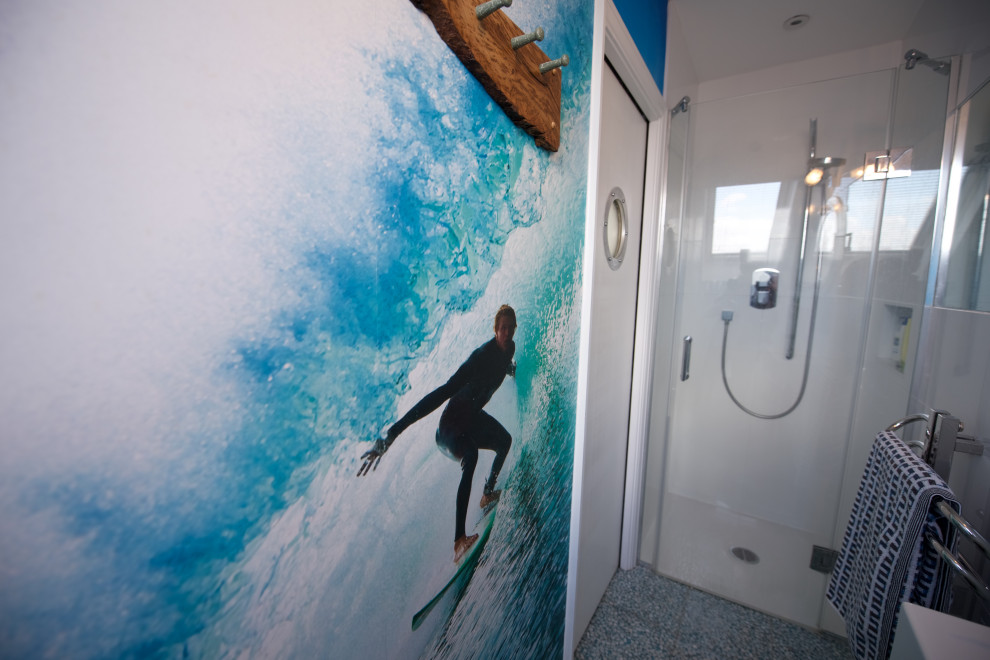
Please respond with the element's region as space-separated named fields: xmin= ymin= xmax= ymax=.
xmin=576 ymin=565 xmax=855 ymax=659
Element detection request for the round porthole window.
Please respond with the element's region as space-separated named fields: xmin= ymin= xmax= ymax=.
xmin=603 ymin=187 xmax=628 ymax=270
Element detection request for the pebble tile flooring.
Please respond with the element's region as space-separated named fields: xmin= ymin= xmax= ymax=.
xmin=575 ymin=565 xmax=855 ymax=659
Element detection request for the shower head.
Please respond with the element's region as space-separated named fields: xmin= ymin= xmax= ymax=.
xmin=805 ymin=156 xmax=846 ymax=185
xmin=904 ymin=48 xmax=927 ymax=70
xmin=904 ymin=48 xmax=950 ymax=74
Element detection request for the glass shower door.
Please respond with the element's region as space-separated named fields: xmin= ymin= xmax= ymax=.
xmin=639 ymin=99 xmax=689 ymax=564
xmin=646 ymin=70 xmax=897 ymax=627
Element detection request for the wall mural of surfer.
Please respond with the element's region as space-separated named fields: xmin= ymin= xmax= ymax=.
xmin=359 ymin=305 xmax=517 ymax=562
xmin=360 ymin=304 xmax=519 ymax=632
xmin=0 ymin=1 xmax=591 ymax=658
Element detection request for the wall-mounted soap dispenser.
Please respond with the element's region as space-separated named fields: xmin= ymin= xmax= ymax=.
xmin=751 ymin=268 xmax=779 ymax=309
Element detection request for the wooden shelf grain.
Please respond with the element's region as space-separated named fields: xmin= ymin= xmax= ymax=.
xmin=411 ymin=0 xmax=563 ymax=151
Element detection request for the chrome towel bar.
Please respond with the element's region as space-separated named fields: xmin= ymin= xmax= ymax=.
xmin=886 ymin=411 xmax=983 ymax=478
xmin=886 ymin=412 xmax=931 ymax=433
xmin=927 ymin=532 xmax=990 ymax=602
xmin=935 ymin=500 xmax=990 ymax=561
xmin=885 ymin=410 xmax=990 ymax=602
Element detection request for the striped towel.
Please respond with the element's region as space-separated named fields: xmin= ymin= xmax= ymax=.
xmin=826 ymin=430 xmax=959 ymax=660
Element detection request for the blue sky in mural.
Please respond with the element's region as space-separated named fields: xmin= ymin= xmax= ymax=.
xmin=0 ymin=1 xmax=591 ymax=658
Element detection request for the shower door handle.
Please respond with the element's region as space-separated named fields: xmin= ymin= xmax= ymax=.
xmin=681 ymin=336 xmax=692 ymax=381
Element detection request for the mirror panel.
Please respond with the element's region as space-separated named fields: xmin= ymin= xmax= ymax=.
xmin=939 ymin=79 xmax=990 ymax=311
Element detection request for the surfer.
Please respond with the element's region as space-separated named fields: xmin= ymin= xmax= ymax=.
xmin=358 ymin=305 xmax=517 ymax=563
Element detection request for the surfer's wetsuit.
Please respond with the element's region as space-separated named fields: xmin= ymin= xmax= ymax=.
xmin=386 ymin=337 xmax=514 ymax=541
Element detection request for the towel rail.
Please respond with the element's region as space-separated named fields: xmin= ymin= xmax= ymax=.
xmin=927 ymin=534 xmax=990 ymax=602
xmin=885 ymin=413 xmax=930 ymax=453
xmin=886 ymin=412 xmax=930 ymax=433
xmin=935 ymin=500 xmax=990 ymax=561
xmin=886 ymin=410 xmax=982 ymax=479
xmin=885 ymin=410 xmax=990 ymax=605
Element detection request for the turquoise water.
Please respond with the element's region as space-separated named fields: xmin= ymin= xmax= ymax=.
xmin=0 ymin=2 xmax=590 ymax=658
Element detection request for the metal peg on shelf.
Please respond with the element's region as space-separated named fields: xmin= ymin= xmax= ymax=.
xmin=539 ymin=54 xmax=569 ymax=74
xmin=511 ymin=27 xmax=544 ymax=50
xmin=476 ymin=0 xmax=512 ymax=20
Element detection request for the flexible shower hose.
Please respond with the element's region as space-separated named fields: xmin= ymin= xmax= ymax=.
xmin=720 ymin=223 xmax=826 ymax=420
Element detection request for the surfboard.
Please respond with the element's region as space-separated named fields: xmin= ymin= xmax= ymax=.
xmin=411 ymin=503 xmax=498 ymax=631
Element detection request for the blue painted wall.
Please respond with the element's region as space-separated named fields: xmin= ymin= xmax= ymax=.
xmin=613 ymin=0 xmax=668 ymax=92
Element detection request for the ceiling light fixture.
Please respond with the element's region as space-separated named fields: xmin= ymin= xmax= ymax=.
xmin=783 ymin=14 xmax=810 ymax=31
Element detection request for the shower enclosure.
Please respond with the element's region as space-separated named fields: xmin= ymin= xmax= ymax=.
xmin=639 ymin=60 xmax=952 ymax=628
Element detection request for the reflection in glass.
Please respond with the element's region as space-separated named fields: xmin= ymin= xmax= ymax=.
xmin=941 ymin=79 xmax=990 ymax=311
xmin=712 ymin=182 xmax=781 ymax=254
xmin=877 ymin=171 xmax=940 ymax=251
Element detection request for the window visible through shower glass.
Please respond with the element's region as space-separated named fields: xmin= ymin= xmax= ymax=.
xmin=712 ymin=182 xmax=782 ymax=254
xmin=821 ymin=170 xmax=941 ymax=252
xmin=712 ymin=172 xmax=939 ymax=256
xmin=877 ymin=170 xmax=940 ymax=250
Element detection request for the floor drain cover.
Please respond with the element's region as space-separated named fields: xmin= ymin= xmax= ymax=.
xmin=731 ymin=546 xmax=759 ymax=564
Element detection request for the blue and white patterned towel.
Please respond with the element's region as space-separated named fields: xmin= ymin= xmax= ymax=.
xmin=827 ymin=430 xmax=959 ymax=660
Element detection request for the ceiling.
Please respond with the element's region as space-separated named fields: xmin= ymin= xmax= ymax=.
xmin=670 ymin=0 xmax=988 ymax=83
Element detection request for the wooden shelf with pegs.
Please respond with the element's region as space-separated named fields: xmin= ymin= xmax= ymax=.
xmin=410 ymin=0 xmax=566 ymax=152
